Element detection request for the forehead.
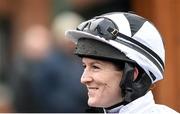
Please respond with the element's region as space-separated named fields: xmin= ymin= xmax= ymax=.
xmin=82 ymin=57 xmax=102 ymax=63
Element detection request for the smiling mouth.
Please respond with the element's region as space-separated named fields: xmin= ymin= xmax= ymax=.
xmin=87 ymin=87 xmax=99 ymax=93
xmin=88 ymin=87 xmax=99 ymax=90
xmin=87 ymin=87 xmax=99 ymax=96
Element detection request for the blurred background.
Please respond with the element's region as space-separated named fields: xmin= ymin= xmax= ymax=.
xmin=0 ymin=0 xmax=179 ymax=112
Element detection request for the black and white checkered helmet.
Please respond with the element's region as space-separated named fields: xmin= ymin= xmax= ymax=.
xmin=65 ymin=12 xmax=165 ymax=84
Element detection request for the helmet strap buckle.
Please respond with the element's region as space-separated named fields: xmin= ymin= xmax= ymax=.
xmin=107 ymin=27 xmax=119 ymax=40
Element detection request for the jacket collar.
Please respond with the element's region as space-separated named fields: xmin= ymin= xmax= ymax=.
xmin=120 ymin=91 xmax=155 ymax=113
xmin=103 ymin=91 xmax=155 ymax=114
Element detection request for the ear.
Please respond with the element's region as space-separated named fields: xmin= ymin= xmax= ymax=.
xmin=133 ymin=67 xmax=139 ymax=81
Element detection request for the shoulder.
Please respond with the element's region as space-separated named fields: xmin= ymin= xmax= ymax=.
xmin=143 ymin=104 xmax=179 ymax=114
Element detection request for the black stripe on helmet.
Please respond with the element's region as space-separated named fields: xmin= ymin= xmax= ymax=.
xmin=108 ymin=27 xmax=164 ymax=77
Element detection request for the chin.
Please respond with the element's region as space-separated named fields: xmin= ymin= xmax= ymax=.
xmin=88 ymin=98 xmax=99 ymax=107
xmin=88 ymin=98 xmax=105 ymax=108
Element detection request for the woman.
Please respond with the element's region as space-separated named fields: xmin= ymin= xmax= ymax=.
xmin=65 ymin=12 xmax=179 ymax=113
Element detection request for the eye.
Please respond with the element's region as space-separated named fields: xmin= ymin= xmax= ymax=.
xmin=92 ymin=65 xmax=100 ymax=70
xmin=82 ymin=64 xmax=86 ymax=69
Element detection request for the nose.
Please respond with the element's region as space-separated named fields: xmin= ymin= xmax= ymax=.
xmin=81 ymin=70 xmax=93 ymax=84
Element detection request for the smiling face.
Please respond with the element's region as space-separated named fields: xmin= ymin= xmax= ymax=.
xmin=81 ymin=57 xmax=124 ymax=108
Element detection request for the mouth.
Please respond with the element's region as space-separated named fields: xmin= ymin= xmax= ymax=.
xmin=87 ymin=86 xmax=100 ymax=98
xmin=87 ymin=87 xmax=99 ymax=96
xmin=87 ymin=87 xmax=99 ymax=90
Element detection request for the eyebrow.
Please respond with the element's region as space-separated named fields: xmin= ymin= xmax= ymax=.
xmin=82 ymin=59 xmax=104 ymax=66
xmin=91 ymin=61 xmax=103 ymax=65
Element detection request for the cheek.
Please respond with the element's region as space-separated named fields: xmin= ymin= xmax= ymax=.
xmin=88 ymin=78 xmax=122 ymax=107
xmin=96 ymin=71 xmax=122 ymax=96
xmin=87 ymin=71 xmax=123 ymax=107
xmin=105 ymin=79 xmax=122 ymax=98
xmin=105 ymin=72 xmax=122 ymax=92
xmin=101 ymin=73 xmax=122 ymax=104
xmin=88 ymin=83 xmax=122 ymax=107
xmin=87 ymin=78 xmax=111 ymax=107
xmin=87 ymin=84 xmax=111 ymax=107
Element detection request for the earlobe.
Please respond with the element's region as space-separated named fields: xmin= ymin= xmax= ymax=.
xmin=133 ymin=67 xmax=139 ymax=81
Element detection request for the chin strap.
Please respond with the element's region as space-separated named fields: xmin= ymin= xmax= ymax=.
xmin=120 ymin=63 xmax=152 ymax=103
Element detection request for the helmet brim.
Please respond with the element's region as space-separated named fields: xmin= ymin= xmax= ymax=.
xmin=65 ymin=30 xmax=135 ymax=63
xmin=66 ymin=30 xmax=103 ymax=44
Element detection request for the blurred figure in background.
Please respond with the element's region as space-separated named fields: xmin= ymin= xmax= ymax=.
xmin=43 ymin=11 xmax=88 ymax=112
xmin=9 ymin=11 xmax=88 ymax=112
xmin=9 ymin=25 xmax=53 ymax=112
